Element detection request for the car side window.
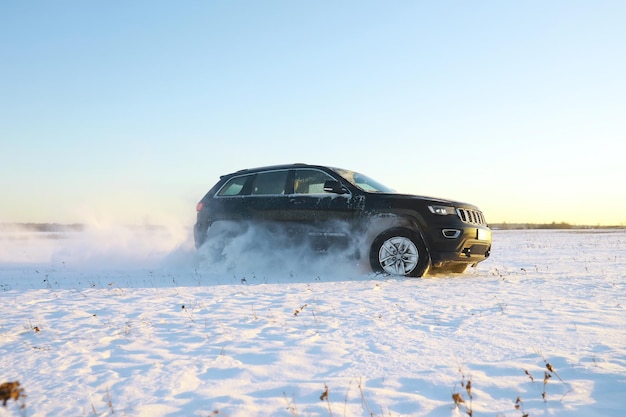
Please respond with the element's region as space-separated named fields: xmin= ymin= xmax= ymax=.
xmin=294 ymin=169 xmax=336 ymax=195
xmin=251 ymin=170 xmax=288 ymax=195
xmin=217 ymin=175 xmax=249 ymax=196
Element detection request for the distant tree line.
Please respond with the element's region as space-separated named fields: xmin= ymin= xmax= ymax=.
xmin=0 ymin=223 xmax=85 ymax=232
xmin=0 ymin=223 xmax=166 ymax=232
xmin=491 ymin=222 xmax=624 ymax=230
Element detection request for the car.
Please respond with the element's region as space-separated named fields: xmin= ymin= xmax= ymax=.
xmin=194 ymin=163 xmax=491 ymax=277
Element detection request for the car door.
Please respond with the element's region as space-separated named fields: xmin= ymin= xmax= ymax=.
xmin=246 ymin=169 xmax=291 ymax=222
xmin=285 ymin=168 xmax=361 ymax=246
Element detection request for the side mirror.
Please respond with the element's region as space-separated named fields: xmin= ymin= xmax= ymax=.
xmin=323 ymin=180 xmax=347 ymax=195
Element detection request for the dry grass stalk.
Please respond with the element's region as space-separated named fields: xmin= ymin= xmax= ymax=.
xmin=452 ymin=373 xmax=473 ymax=417
xmin=106 ymin=386 xmax=115 ymax=414
xmin=452 ymin=393 xmax=464 ymax=405
xmin=0 ymin=381 xmax=25 ymax=408
xmin=514 ymin=395 xmax=529 ymax=417
xmin=320 ymin=383 xmax=333 ymax=417
xmin=294 ymin=304 xmax=308 ymax=316
xmin=283 ymin=392 xmax=299 ymax=417
xmin=357 ymin=378 xmax=378 ymax=416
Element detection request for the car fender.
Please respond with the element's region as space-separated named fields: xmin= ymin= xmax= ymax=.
xmin=363 ymin=213 xmax=432 ymax=254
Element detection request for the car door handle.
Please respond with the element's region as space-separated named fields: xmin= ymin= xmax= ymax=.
xmin=289 ymin=199 xmax=304 ymax=205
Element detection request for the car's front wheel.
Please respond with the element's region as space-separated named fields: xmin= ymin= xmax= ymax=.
xmin=369 ymin=228 xmax=429 ymax=277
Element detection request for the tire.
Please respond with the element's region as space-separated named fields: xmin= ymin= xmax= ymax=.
xmin=369 ymin=228 xmax=429 ymax=277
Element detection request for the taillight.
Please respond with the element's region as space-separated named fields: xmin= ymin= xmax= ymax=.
xmin=196 ymin=202 xmax=204 ymax=212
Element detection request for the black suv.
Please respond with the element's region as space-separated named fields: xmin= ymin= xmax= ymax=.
xmin=194 ymin=163 xmax=491 ymax=277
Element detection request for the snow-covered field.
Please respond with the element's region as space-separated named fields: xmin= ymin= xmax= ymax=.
xmin=1 ymin=227 xmax=624 ymax=417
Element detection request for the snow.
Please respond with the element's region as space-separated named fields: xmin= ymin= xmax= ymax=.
xmin=1 ymin=227 xmax=625 ymax=416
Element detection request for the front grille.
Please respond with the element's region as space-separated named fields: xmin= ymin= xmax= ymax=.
xmin=456 ymin=208 xmax=487 ymax=225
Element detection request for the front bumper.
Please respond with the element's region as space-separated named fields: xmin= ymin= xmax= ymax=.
xmin=428 ymin=226 xmax=491 ymax=267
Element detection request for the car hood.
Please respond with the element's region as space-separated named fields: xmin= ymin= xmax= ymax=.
xmin=374 ymin=193 xmax=479 ymax=209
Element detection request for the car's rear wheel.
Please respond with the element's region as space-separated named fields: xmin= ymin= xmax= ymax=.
xmin=369 ymin=228 xmax=429 ymax=277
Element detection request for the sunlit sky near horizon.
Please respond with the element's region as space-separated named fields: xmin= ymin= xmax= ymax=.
xmin=2 ymin=1 xmax=625 ymax=227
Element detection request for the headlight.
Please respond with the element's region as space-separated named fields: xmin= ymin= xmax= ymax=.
xmin=428 ymin=205 xmax=456 ymax=215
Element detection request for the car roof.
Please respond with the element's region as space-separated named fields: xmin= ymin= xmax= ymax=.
xmin=220 ymin=163 xmax=332 ymax=179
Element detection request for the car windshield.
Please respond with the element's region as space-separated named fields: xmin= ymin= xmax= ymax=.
xmin=332 ymin=168 xmax=395 ymax=193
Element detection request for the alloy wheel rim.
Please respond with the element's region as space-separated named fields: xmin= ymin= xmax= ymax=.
xmin=378 ymin=236 xmax=419 ymax=275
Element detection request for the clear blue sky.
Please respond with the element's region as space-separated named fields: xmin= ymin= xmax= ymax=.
xmin=2 ymin=1 xmax=625 ymax=226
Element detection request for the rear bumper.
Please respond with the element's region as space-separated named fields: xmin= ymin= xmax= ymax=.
xmin=193 ymin=222 xmax=209 ymax=248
